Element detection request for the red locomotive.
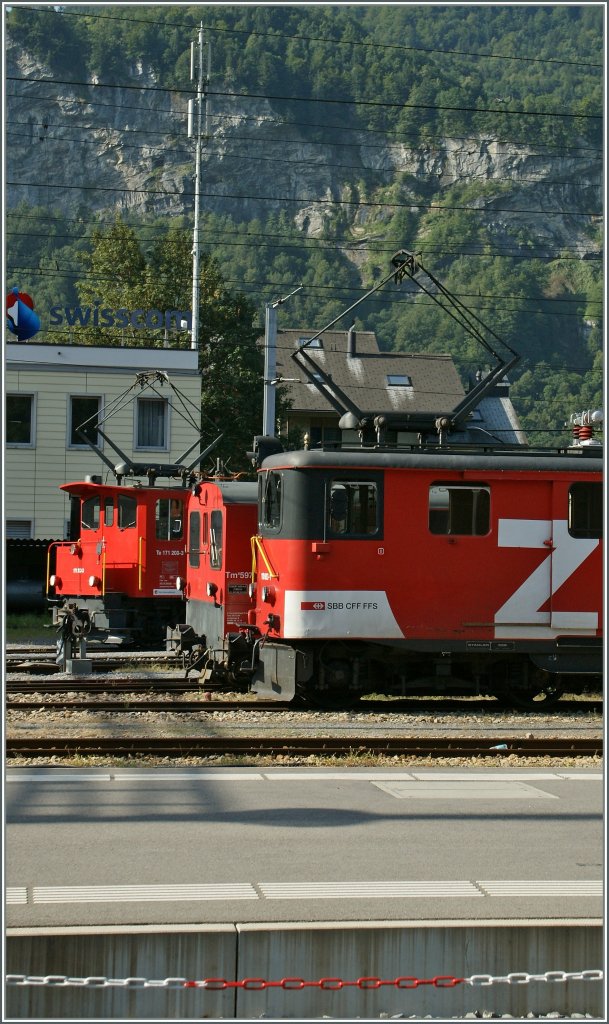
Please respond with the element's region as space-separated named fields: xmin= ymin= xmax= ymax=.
xmin=47 ymin=370 xmax=224 ymax=654
xmin=48 ymin=479 xmax=189 ymax=646
xmin=168 ymin=252 xmax=603 ymax=708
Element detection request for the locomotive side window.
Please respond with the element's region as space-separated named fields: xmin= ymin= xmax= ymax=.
xmin=429 ymin=485 xmax=490 ymax=536
xmin=103 ymin=497 xmax=114 ymax=528
xmin=327 ymin=481 xmax=378 ymax=536
xmin=210 ymin=510 xmax=223 ymax=568
xmin=189 ymin=511 xmax=201 ymax=568
xmin=155 ymin=498 xmax=184 ymax=540
xmin=81 ymin=496 xmax=100 ymax=530
xmin=118 ymin=494 xmax=137 ymax=530
xmin=569 ymin=483 xmax=602 ymax=539
xmin=262 ymin=471 xmax=282 ymax=530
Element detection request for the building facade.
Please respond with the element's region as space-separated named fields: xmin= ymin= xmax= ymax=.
xmin=5 ymin=343 xmax=202 ymax=542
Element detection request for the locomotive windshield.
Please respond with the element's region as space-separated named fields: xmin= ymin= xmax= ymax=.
xmin=261 ymin=471 xmax=282 ymax=530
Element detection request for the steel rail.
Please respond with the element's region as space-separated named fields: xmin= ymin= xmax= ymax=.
xmin=6 ymin=736 xmax=602 ymax=759
xmin=6 ymin=696 xmax=603 ymax=714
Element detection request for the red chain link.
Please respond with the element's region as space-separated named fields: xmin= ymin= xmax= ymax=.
xmin=184 ymin=975 xmax=465 ymax=990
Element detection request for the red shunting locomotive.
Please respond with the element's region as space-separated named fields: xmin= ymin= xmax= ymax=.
xmin=48 ymin=479 xmax=188 ymax=647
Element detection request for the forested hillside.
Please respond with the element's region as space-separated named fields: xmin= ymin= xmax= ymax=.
xmin=5 ymin=4 xmax=603 ymax=446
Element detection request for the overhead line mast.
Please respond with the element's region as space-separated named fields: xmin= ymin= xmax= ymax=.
xmin=188 ymin=23 xmax=210 ymax=352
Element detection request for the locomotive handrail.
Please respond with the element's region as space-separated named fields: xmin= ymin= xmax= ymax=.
xmin=251 ymin=535 xmax=278 ymax=582
xmin=138 ymin=537 xmax=143 ymax=593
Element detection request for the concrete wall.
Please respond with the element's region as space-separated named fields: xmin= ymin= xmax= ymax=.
xmin=6 ymin=919 xmax=603 ymax=1019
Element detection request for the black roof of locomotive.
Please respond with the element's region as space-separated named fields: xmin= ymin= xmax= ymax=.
xmin=259 ymin=444 xmax=603 ymax=475
xmin=213 ymin=481 xmax=258 ymax=504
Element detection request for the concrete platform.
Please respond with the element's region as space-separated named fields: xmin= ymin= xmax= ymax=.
xmin=5 ymin=767 xmax=603 ymax=928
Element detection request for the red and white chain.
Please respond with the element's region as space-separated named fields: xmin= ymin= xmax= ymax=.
xmin=5 ymin=969 xmax=603 ymax=990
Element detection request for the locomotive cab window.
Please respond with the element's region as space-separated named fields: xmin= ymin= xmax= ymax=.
xmin=261 ymin=471 xmax=282 ymax=531
xmin=569 ymin=482 xmax=602 ymax=539
xmin=210 ymin=510 xmax=223 ymax=569
xmin=118 ymin=494 xmax=137 ymax=530
xmin=155 ymin=498 xmax=184 ymax=540
xmin=327 ymin=480 xmax=378 ymax=536
xmin=103 ymin=497 xmax=114 ymax=528
xmin=189 ymin=511 xmax=201 ymax=568
xmin=81 ymin=496 xmax=100 ymax=531
xmin=429 ymin=484 xmax=490 ymax=536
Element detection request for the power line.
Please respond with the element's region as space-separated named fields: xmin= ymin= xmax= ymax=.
xmin=12 ymin=4 xmax=604 ymax=69
xmin=7 ymin=264 xmax=602 ymax=321
xmin=5 ymin=217 xmax=601 ymax=263
xmin=5 ymin=127 xmax=602 ymax=191
xmin=7 ymin=74 xmax=602 ymax=121
xmin=7 ymin=179 xmax=602 ymax=218
xmin=5 ymin=89 xmax=602 ymax=155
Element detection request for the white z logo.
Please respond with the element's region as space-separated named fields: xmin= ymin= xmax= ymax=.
xmin=494 ymin=519 xmax=598 ymax=639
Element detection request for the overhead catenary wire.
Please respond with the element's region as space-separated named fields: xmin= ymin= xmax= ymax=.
xmin=9 ymin=4 xmax=604 ymax=69
xmin=6 ymin=73 xmax=602 ymax=123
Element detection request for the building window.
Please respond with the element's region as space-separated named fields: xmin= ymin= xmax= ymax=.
xmin=297 ymin=336 xmax=323 ymax=349
xmin=136 ymin=398 xmax=168 ymax=449
xmin=386 ymin=374 xmax=412 ymax=387
xmin=327 ymin=480 xmax=378 ymax=536
xmin=69 ymin=395 xmax=101 ymax=448
xmin=6 ymin=394 xmax=35 ymax=446
xmin=5 ymin=519 xmax=33 ymax=539
xmin=429 ymin=484 xmax=490 ymax=536
xmin=569 ymin=483 xmax=602 ymax=539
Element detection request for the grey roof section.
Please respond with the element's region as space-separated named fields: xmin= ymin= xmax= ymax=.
xmin=267 ymin=328 xmax=527 ymax=444
xmin=273 ymin=328 xmax=464 ymax=414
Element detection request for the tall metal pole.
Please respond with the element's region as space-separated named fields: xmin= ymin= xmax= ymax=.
xmin=189 ymin=23 xmax=206 ymax=352
xmin=263 ymin=285 xmax=303 ymax=437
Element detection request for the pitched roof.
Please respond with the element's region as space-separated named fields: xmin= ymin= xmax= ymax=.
xmin=272 ymin=328 xmax=465 ymax=415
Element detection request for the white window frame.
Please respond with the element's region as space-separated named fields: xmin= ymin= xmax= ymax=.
xmin=6 ymin=393 xmax=36 ymax=448
xmin=135 ymin=396 xmax=169 ymax=451
xmin=67 ymin=394 xmax=103 ymax=450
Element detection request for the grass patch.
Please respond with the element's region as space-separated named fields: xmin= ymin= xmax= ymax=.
xmin=5 ymin=611 xmax=51 ymax=643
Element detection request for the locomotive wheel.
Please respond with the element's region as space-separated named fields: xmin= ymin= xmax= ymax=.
xmin=504 ymin=680 xmax=565 ymax=710
xmin=492 ymin=664 xmax=565 ymax=710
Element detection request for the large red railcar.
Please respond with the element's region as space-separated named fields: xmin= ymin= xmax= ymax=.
xmin=167 ymin=441 xmax=602 ymax=707
xmin=245 ymin=444 xmax=602 ymax=706
xmin=49 ymin=479 xmax=189 ymax=644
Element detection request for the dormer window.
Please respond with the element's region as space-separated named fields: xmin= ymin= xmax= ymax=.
xmin=298 ymin=337 xmax=323 ymax=349
xmin=387 ymin=374 xmax=412 ymax=387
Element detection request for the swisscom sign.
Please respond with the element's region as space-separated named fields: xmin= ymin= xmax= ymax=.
xmin=6 ymin=287 xmax=192 ymax=340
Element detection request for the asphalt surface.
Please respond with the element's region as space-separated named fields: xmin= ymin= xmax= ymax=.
xmin=5 ymin=767 xmax=603 ymax=928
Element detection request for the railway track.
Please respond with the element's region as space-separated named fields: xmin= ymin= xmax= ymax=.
xmin=5 ymin=735 xmax=602 ymax=759
xmin=6 ymin=695 xmax=604 ymax=714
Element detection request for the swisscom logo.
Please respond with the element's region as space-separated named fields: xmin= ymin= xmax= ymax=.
xmin=6 ymin=287 xmax=41 ymax=341
xmin=6 ymin=287 xmax=192 ymax=340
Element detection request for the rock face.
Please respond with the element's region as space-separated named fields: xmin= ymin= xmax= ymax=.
xmin=6 ymin=40 xmax=602 ymax=259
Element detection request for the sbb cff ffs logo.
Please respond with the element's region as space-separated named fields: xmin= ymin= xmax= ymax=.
xmin=6 ymin=288 xmax=40 ymax=341
xmin=301 ymin=601 xmax=326 ymax=610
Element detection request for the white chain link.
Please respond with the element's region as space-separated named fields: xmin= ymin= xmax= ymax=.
xmin=467 ymin=970 xmax=603 ymax=986
xmin=6 ymin=970 xmax=603 ymax=989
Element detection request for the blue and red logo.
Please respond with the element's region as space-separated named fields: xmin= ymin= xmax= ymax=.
xmin=6 ymin=287 xmax=41 ymax=341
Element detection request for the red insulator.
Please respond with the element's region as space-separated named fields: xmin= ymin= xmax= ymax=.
xmin=579 ymin=425 xmax=593 ymax=441
xmin=572 ymin=425 xmax=581 ymax=441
